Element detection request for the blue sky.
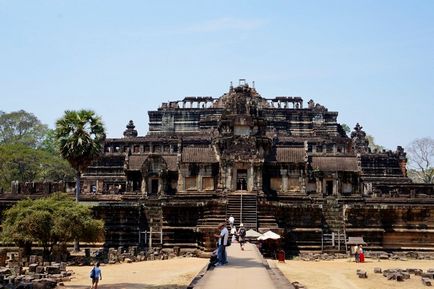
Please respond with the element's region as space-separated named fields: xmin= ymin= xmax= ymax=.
xmin=1 ymin=0 xmax=433 ymax=149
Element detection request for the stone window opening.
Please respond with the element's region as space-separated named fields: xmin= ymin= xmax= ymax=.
xmin=133 ymin=145 xmax=140 ymax=153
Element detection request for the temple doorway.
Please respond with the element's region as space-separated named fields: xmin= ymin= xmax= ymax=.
xmin=150 ymin=178 xmax=159 ymax=195
xmin=325 ymin=180 xmax=333 ymax=195
xmin=237 ymin=169 xmax=247 ymax=190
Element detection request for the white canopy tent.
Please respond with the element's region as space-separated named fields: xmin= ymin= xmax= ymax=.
xmin=257 ymin=230 xmax=281 ymax=241
xmin=246 ymin=229 xmax=262 ymax=238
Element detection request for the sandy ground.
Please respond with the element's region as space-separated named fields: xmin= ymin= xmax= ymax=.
xmin=63 ymin=257 xmax=208 ymax=289
xmin=274 ymin=258 xmax=434 ymax=289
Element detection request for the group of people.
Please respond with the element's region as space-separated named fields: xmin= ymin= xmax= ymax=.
xmin=211 ymin=215 xmax=247 ymax=267
xmin=353 ymin=244 xmax=365 ymax=263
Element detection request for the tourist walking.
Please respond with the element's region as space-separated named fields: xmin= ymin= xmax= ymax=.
xmin=237 ymin=223 xmax=246 ymax=250
xmin=353 ymin=245 xmax=359 ymax=262
xmin=228 ymin=215 xmax=235 ymax=229
xmin=230 ymin=225 xmax=237 ymax=244
xmin=214 ymin=222 xmax=229 ymax=265
xmin=90 ymin=262 xmax=102 ymax=289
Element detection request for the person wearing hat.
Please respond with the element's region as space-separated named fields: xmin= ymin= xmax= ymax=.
xmin=237 ymin=223 xmax=246 ymax=250
xmin=214 ymin=222 xmax=228 ymax=265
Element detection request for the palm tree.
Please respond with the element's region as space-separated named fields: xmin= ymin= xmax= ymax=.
xmin=55 ymin=110 xmax=105 ymax=202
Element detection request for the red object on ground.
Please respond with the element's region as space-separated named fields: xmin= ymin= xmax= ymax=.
xmin=359 ymin=253 xmax=365 ymax=263
xmin=277 ymin=250 xmax=285 ymax=262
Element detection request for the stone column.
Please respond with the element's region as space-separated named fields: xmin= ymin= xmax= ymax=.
xmin=316 ymin=178 xmax=322 ymax=194
xmin=141 ymin=178 xmax=147 ymax=196
xmin=178 ymin=167 xmax=187 ymax=192
xmin=158 ymin=177 xmax=164 ymax=196
xmin=247 ymin=166 xmax=254 ymax=191
xmin=256 ymin=166 xmax=263 ymax=191
xmin=333 ymin=174 xmax=338 ymax=195
xmin=232 ymin=168 xmax=237 ymax=191
xmin=198 ymin=167 xmax=203 ymax=192
xmin=226 ymin=167 xmax=232 ymax=190
xmin=280 ymin=169 xmax=288 ymax=193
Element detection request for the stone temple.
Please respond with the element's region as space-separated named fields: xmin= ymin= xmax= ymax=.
xmin=6 ymin=80 xmax=434 ymax=253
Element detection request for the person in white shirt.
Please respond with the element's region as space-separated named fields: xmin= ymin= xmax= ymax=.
xmin=228 ymin=215 xmax=235 ymax=228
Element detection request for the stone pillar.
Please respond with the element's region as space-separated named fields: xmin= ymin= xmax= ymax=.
xmin=198 ymin=167 xmax=203 ymax=192
xmin=256 ymin=166 xmax=263 ymax=191
xmin=333 ymin=175 xmax=338 ymax=195
xmin=226 ymin=167 xmax=232 ymax=190
xmin=247 ymin=166 xmax=254 ymax=191
xmin=316 ymin=178 xmax=322 ymax=194
xmin=141 ymin=178 xmax=147 ymax=195
xmin=280 ymin=169 xmax=288 ymax=193
xmin=178 ymin=167 xmax=186 ymax=192
xmin=232 ymin=168 xmax=237 ymax=191
xmin=158 ymin=177 xmax=164 ymax=196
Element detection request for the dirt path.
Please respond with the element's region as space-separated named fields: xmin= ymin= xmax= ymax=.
xmin=63 ymin=257 xmax=208 ymax=289
xmin=274 ymin=258 xmax=434 ymax=289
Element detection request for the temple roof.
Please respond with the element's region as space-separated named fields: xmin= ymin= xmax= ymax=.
xmin=128 ymin=154 xmax=178 ymax=171
xmin=275 ymin=148 xmax=306 ymax=163
xmin=181 ymin=147 xmax=217 ymax=163
xmin=128 ymin=155 xmax=147 ymax=171
xmin=312 ymin=156 xmax=359 ymax=172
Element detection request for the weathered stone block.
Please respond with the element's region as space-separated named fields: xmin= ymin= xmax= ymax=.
xmin=28 ymin=264 xmax=38 ymax=273
xmin=422 ymin=277 xmax=432 ymax=286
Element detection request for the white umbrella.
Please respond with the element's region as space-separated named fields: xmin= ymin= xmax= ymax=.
xmin=246 ymin=229 xmax=262 ymax=238
xmin=257 ymin=230 xmax=281 ymax=240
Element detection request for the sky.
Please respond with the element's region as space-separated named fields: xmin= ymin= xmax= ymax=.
xmin=1 ymin=0 xmax=433 ymax=150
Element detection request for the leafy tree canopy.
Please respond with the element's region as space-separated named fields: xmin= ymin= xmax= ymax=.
xmin=0 ymin=110 xmax=48 ymax=148
xmin=366 ymin=134 xmax=385 ymax=152
xmin=0 ymin=143 xmax=75 ymax=191
xmin=341 ymin=123 xmax=351 ymax=134
xmin=0 ymin=111 xmax=75 ymax=192
xmin=1 ymin=193 xmax=104 ymax=257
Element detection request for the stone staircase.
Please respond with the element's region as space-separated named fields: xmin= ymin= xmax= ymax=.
xmin=322 ymin=196 xmax=347 ymax=252
xmin=143 ymin=202 xmax=163 ymax=249
xmin=226 ymin=191 xmax=257 ymax=230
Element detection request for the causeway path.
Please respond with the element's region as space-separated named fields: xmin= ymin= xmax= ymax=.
xmin=193 ymin=242 xmax=293 ymax=289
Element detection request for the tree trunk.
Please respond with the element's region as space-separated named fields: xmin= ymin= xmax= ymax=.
xmin=75 ymin=170 xmax=81 ymax=202
xmin=74 ymin=170 xmax=81 ymax=251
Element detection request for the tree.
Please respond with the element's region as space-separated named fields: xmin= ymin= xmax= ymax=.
xmin=55 ymin=110 xmax=105 ymax=201
xmin=406 ymin=137 xmax=434 ymax=183
xmin=0 ymin=110 xmax=48 ymax=148
xmin=1 ymin=193 xmax=104 ymax=260
xmin=366 ymin=134 xmax=385 ymax=152
xmin=341 ymin=123 xmax=351 ymax=134
xmin=0 ymin=143 xmax=75 ymax=191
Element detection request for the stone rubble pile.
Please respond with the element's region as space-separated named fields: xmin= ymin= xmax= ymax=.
xmin=106 ymin=246 xmax=198 ymax=264
xmin=355 ymin=267 xmax=434 ymax=286
xmin=297 ymin=252 xmax=348 ymax=261
xmin=0 ymin=256 xmax=71 ymax=289
xmin=366 ymin=251 xmax=434 ymax=261
xmin=295 ymin=251 xmax=434 ymax=262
